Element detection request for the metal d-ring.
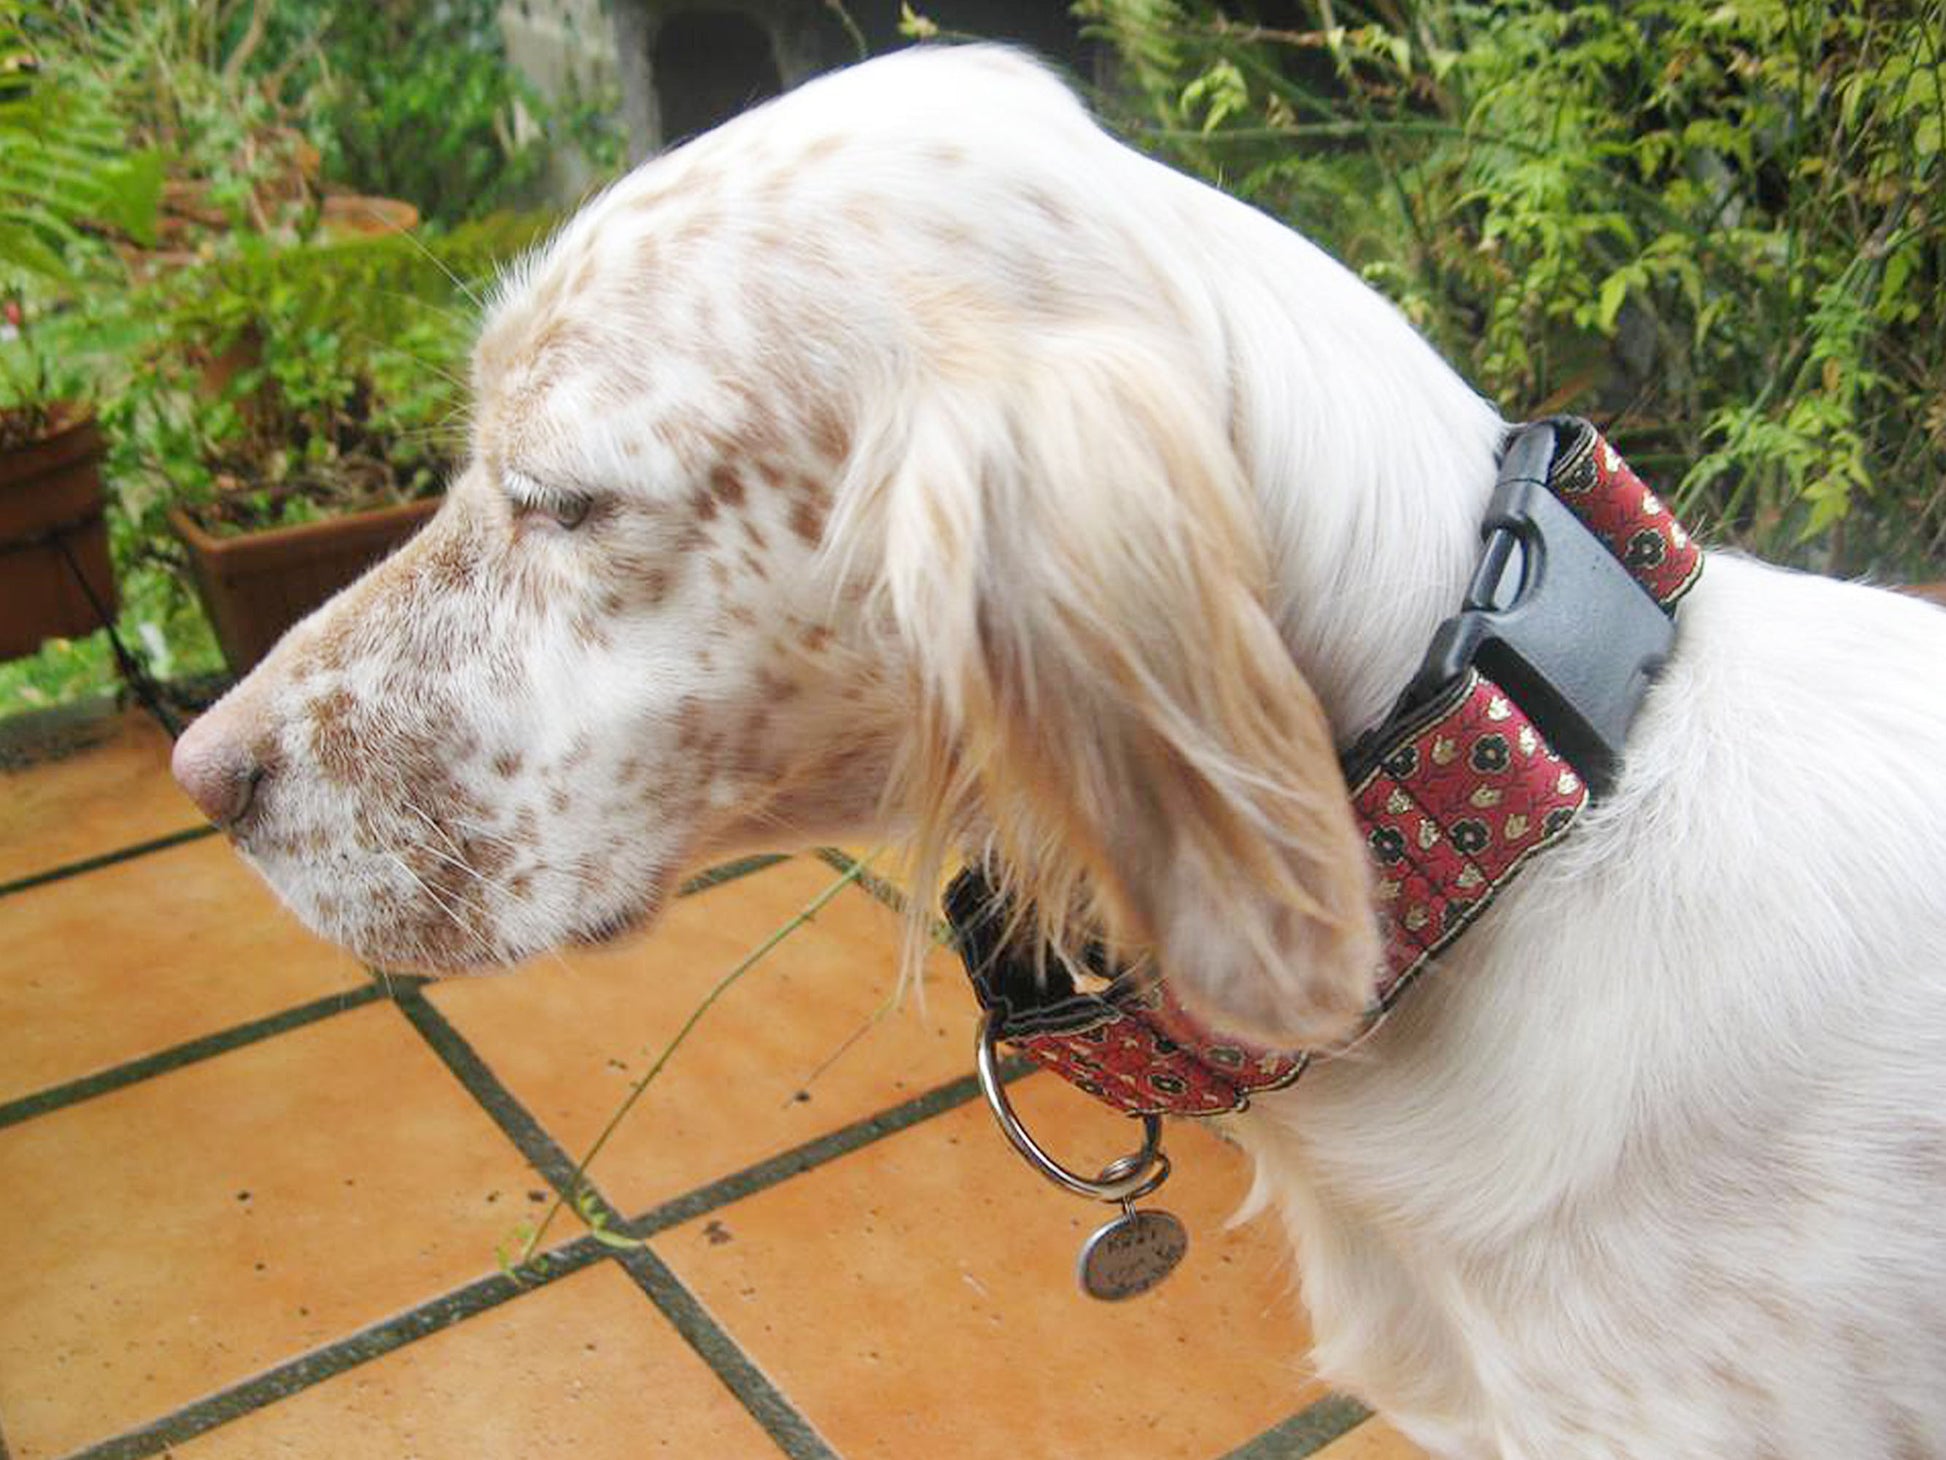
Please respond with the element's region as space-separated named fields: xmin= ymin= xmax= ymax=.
xmin=976 ymin=1011 xmax=1170 ymax=1204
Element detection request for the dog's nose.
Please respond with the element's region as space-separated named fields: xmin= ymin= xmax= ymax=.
xmin=172 ymin=714 xmax=266 ymax=828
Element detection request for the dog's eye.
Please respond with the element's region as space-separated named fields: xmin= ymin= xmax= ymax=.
xmin=540 ymin=492 xmax=592 ymax=529
xmin=507 ymin=473 xmax=594 ymax=531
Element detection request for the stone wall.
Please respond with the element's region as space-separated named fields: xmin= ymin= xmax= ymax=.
xmin=498 ymin=0 xmax=1094 ymax=196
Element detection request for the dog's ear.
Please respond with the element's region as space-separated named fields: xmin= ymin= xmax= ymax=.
xmin=849 ymin=326 xmax=1380 ymax=1048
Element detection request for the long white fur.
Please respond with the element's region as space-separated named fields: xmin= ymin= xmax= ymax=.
xmin=175 ymin=47 xmax=1946 ymax=1458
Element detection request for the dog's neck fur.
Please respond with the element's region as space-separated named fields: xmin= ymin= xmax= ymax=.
xmin=1149 ymin=164 xmax=1509 ymax=743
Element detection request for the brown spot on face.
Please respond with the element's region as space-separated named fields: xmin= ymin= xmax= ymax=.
xmin=789 ymin=498 xmax=826 ymax=547
xmin=492 ymin=751 xmax=524 ymax=779
xmin=801 ymin=134 xmax=847 ymax=165
xmin=808 ymin=403 xmax=849 ymax=465
xmin=709 ymin=466 xmax=746 ymax=509
xmin=508 ymin=871 xmax=534 ymax=898
xmin=740 ymin=517 xmax=768 ymax=552
xmin=310 ymin=688 xmax=365 ymax=785
xmin=570 ymin=609 xmax=611 ymax=650
xmin=464 ymin=835 xmax=514 ymax=880
xmin=799 ymin=623 xmax=832 ymax=653
xmin=513 ymin=317 xmax=588 ymax=380
xmin=549 ymin=787 xmax=571 ymax=814
xmin=692 ymin=488 xmax=719 ymax=523
xmin=674 ymin=696 xmax=703 ymax=752
xmin=715 ymin=389 xmax=785 ymax=461
xmin=739 ymin=550 xmax=769 ymax=581
xmin=755 ymin=667 xmax=800 ymax=702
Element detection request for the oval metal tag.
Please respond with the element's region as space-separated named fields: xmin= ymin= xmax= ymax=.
xmin=1077 ymin=1208 xmax=1188 ymax=1301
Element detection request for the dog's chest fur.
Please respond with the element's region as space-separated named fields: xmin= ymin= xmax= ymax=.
xmin=1238 ymin=559 xmax=1946 ymax=1458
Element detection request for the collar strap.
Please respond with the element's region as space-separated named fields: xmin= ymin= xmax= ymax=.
xmin=949 ymin=418 xmax=1702 ymax=1118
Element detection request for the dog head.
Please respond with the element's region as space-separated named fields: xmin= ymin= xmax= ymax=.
xmin=173 ymin=47 xmax=1380 ymax=1046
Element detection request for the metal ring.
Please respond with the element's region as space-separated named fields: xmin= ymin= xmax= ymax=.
xmin=975 ymin=1012 xmax=1166 ymax=1203
xmin=1096 ymin=1149 xmax=1173 ymax=1206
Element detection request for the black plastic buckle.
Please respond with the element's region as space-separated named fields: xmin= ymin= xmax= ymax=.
xmin=1395 ymin=422 xmax=1675 ymax=798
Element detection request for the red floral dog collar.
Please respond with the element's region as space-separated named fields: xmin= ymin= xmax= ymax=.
xmin=951 ymin=417 xmax=1703 ymax=1121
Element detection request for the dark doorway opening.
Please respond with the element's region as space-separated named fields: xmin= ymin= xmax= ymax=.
xmin=653 ymin=10 xmax=783 ymax=146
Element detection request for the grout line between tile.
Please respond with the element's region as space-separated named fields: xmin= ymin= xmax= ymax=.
xmin=0 ymin=852 xmax=802 ymax=1136
xmin=49 ymin=1000 xmax=1018 ymax=1456
xmin=0 ymin=985 xmax=384 ymax=1132
xmin=63 ymin=1233 xmax=612 ymax=1460
xmin=17 ymin=845 xmax=948 ymax=1455
xmin=679 ymin=852 xmax=793 ymax=896
xmin=624 ymin=1059 xmax=1034 ymax=1239
xmin=395 ymin=982 xmax=830 ymax=1459
xmin=0 ymin=824 xmax=216 ymax=901
xmin=392 ymin=988 xmax=597 ymax=1203
xmin=1216 ymin=1394 xmax=1373 ymax=1459
xmin=614 ymin=1246 xmax=835 ymax=1460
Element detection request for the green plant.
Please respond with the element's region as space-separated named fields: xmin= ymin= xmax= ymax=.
xmin=21 ymin=0 xmax=314 ymax=247
xmin=1 ymin=0 xmax=160 ymax=440
xmin=0 ymin=343 xmax=83 ymax=446
xmin=0 ymin=2 xmax=161 ymax=298
xmin=0 ymin=211 xmax=552 ymax=717
xmin=247 ymin=0 xmax=557 ymax=227
xmin=122 ymin=213 xmax=550 ymax=536
xmin=1079 ymin=0 xmax=1946 ymax=578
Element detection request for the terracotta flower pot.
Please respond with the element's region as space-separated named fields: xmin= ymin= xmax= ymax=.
xmin=0 ymin=410 xmax=117 ymax=662
xmin=170 ymin=496 xmax=439 ymax=674
xmin=318 ymin=194 xmax=421 ymax=241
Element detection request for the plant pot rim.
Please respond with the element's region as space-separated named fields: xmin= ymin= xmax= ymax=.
xmin=168 ymin=495 xmax=441 ymax=559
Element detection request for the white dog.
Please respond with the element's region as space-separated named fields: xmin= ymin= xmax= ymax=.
xmin=172 ymin=47 xmax=1946 ymax=1458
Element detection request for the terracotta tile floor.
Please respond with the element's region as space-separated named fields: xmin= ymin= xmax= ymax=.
xmin=0 ymin=707 xmax=1427 ymax=1460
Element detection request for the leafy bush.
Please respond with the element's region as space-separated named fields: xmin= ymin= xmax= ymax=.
xmin=0 ymin=4 xmax=160 ymax=299
xmin=1080 ymin=0 xmax=1946 ymax=578
xmin=116 ymin=212 xmax=554 ymax=540
xmin=245 ymin=0 xmax=569 ymax=226
xmin=26 ymin=0 xmax=320 ymax=241
xmin=1 ymin=0 xmax=566 ymax=717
